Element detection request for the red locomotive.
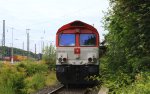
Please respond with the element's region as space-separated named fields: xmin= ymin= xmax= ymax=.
xmin=56 ymin=20 xmax=99 ymax=85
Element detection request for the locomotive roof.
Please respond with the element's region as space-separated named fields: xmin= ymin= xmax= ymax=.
xmin=57 ymin=20 xmax=98 ymax=34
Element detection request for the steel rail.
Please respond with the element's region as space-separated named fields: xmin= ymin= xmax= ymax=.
xmin=47 ymin=85 xmax=64 ymax=94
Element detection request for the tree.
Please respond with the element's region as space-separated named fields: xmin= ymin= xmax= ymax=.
xmin=42 ymin=44 xmax=56 ymax=70
xmin=104 ymin=0 xmax=150 ymax=72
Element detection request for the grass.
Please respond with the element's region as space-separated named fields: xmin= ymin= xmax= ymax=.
xmin=0 ymin=60 xmax=57 ymax=94
xmin=45 ymin=71 xmax=57 ymax=86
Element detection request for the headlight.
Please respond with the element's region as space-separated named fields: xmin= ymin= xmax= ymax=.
xmin=63 ymin=58 xmax=67 ymax=62
xmin=88 ymin=58 xmax=92 ymax=62
xmin=58 ymin=58 xmax=62 ymax=62
xmin=58 ymin=57 xmax=67 ymax=63
xmin=88 ymin=57 xmax=97 ymax=63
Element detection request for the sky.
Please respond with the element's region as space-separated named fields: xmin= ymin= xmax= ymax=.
xmin=0 ymin=0 xmax=109 ymax=53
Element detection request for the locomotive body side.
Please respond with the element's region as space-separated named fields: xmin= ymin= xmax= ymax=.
xmin=56 ymin=21 xmax=99 ymax=85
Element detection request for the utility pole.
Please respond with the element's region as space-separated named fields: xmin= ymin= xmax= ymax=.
xmin=43 ymin=30 xmax=45 ymax=52
xmin=1 ymin=20 xmax=5 ymax=59
xmin=43 ymin=41 xmax=44 ymax=51
xmin=26 ymin=29 xmax=30 ymax=58
xmin=2 ymin=20 xmax=5 ymax=46
xmin=41 ymin=37 xmax=43 ymax=53
xmin=23 ymin=41 xmax=24 ymax=50
xmin=35 ymin=43 xmax=36 ymax=59
xmin=92 ymin=24 xmax=94 ymax=27
xmin=11 ymin=28 xmax=14 ymax=64
xmin=35 ymin=44 xmax=36 ymax=54
xmin=22 ymin=41 xmax=24 ymax=56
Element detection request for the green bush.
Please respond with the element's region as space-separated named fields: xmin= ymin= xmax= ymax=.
xmin=99 ymin=56 xmax=150 ymax=93
xmin=22 ymin=73 xmax=45 ymax=94
xmin=132 ymin=57 xmax=150 ymax=72
xmin=100 ymin=0 xmax=150 ymax=93
xmin=0 ymin=63 xmax=25 ymax=94
xmin=42 ymin=45 xmax=56 ymax=70
xmin=0 ymin=61 xmax=57 ymax=94
xmin=16 ymin=61 xmax=48 ymax=76
xmin=113 ymin=72 xmax=150 ymax=94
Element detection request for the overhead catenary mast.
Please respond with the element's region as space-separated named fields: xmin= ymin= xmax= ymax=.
xmin=1 ymin=20 xmax=5 ymax=58
xmin=26 ymin=29 xmax=30 ymax=58
xmin=23 ymin=41 xmax=24 ymax=50
xmin=2 ymin=20 xmax=5 ymax=46
xmin=35 ymin=43 xmax=37 ymax=59
xmin=11 ymin=27 xmax=14 ymax=64
xmin=35 ymin=43 xmax=36 ymax=54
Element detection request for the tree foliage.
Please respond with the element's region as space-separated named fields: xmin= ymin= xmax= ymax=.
xmin=104 ymin=0 xmax=150 ymax=73
xmin=101 ymin=0 xmax=150 ymax=93
xmin=0 ymin=46 xmax=37 ymax=58
xmin=42 ymin=44 xmax=56 ymax=70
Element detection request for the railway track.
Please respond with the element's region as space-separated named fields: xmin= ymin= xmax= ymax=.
xmin=47 ymin=85 xmax=98 ymax=94
xmin=54 ymin=88 xmax=89 ymax=94
xmin=36 ymin=84 xmax=99 ymax=94
xmin=47 ymin=84 xmax=64 ymax=94
xmin=35 ymin=84 xmax=64 ymax=94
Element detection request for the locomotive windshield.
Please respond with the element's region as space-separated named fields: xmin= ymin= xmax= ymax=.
xmin=59 ymin=34 xmax=75 ymax=46
xmin=80 ymin=34 xmax=96 ymax=46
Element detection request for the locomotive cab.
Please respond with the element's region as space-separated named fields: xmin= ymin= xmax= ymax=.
xmin=56 ymin=21 xmax=99 ymax=85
